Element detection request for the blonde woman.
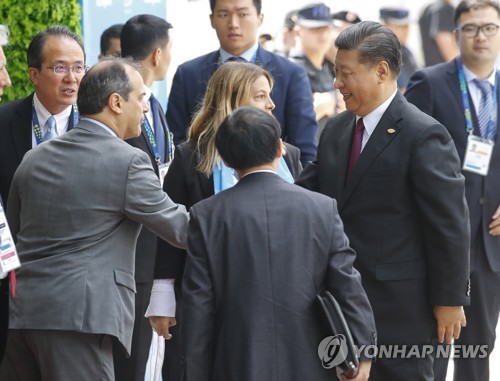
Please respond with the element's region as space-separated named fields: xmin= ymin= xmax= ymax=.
xmin=148 ymin=61 xmax=302 ymax=381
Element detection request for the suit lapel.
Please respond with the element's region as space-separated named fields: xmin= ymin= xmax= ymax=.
xmin=339 ymin=93 xmax=404 ymax=209
xmin=446 ymin=59 xmax=482 ymax=138
xmin=11 ymin=95 xmax=34 ymax=164
xmin=203 ymin=51 xmax=220 ymax=83
xmin=330 ymin=116 xmax=354 ymax=201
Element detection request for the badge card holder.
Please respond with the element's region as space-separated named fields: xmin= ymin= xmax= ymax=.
xmin=158 ymin=162 xmax=170 ymax=188
xmin=0 ymin=204 xmax=21 ymax=278
xmin=463 ymin=135 xmax=494 ymax=176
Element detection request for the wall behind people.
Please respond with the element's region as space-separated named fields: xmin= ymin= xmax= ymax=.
xmin=81 ymin=0 xmax=168 ymax=106
xmin=0 ymin=0 xmax=81 ymax=104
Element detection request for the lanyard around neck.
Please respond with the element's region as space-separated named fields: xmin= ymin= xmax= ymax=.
xmin=143 ymin=116 xmax=163 ymax=166
xmin=32 ymin=101 xmax=79 ymax=145
xmin=456 ymin=57 xmax=497 ymax=138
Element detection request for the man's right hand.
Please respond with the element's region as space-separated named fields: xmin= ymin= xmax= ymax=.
xmin=337 ymin=360 xmax=371 ymax=381
xmin=149 ymin=316 xmax=176 ymax=340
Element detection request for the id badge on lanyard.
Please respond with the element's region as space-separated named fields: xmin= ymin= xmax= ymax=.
xmin=158 ymin=162 xmax=170 ymax=188
xmin=0 ymin=204 xmax=21 ymax=277
xmin=463 ymin=135 xmax=494 ymax=176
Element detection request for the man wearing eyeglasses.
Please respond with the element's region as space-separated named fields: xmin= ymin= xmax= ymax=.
xmin=406 ymin=1 xmax=500 ymax=380
xmin=0 ymin=25 xmax=85 ymax=367
xmin=0 ymin=25 xmax=85 ymax=206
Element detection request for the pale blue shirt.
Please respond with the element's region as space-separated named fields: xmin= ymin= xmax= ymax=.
xmin=463 ymin=65 xmax=496 ymax=115
xmin=219 ymin=41 xmax=259 ymax=62
xmin=32 ymin=93 xmax=72 ymax=147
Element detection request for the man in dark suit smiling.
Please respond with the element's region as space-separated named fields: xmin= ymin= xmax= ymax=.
xmin=296 ymin=21 xmax=470 ymax=381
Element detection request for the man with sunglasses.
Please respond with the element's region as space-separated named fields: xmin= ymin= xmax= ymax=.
xmin=406 ymin=1 xmax=500 ymax=380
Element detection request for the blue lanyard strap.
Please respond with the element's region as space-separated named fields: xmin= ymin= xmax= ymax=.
xmin=32 ymin=101 xmax=79 ymax=145
xmin=456 ymin=57 xmax=497 ymax=138
xmin=143 ymin=116 xmax=162 ymax=166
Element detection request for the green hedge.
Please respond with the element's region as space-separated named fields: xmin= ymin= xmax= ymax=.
xmin=0 ymin=0 xmax=82 ymax=104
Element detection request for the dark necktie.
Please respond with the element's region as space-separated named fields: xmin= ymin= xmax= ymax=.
xmin=347 ymin=118 xmax=365 ymax=177
xmin=473 ymin=79 xmax=495 ymax=140
xmin=149 ymin=94 xmax=166 ymax=163
xmin=226 ymin=56 xmax=247 ymax=62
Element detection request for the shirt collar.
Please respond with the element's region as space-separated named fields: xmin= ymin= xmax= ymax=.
xmin=80 ymin=117 xmax=118 ymax=137
xmin=358 ymin=89 xmax=398 ymax=138
xmin=33 ymin=93 xmax=73 ymax=134
xmin=240 ymin=169 xmax=276 ymax=179
xmin=219 ymin=42 xmax=259 ymax=62
xmin=463 ymin=64 xmax=496 ymax=87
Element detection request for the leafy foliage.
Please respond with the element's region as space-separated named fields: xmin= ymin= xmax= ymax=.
xmin=0 ymin=0 xmax=82 ymax=104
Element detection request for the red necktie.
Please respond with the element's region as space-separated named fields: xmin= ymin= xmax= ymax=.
xmin=346 ymin=118 xmax=365 ymax=177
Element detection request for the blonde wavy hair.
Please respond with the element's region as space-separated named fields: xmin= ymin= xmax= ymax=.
xmin=187 ymin=61 xmax=280 ymax=177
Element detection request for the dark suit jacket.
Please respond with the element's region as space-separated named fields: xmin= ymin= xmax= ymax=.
xmin=166 ymin=46 xmax=318 ymax=165
xmin=125 ymin=100 xmax=170 ymax=283
xmin=0 ymin=94 xmax=77 ymax=206
xmin=154 ymin=141 xmax=302 ymax=282
xmin=181 ymin=172 xmax=376 ymax=381
xmin=0 ymin=94 xmax=76 ymax=363
xmin=406 ymin=59 xmax=500 ymax=272
xmin=296 ymin=92 xmax=470 ymax=346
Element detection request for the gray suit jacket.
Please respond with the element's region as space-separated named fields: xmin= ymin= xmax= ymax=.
xmin=181 ymin=172 xmax=376 ymax=381
xmin=7 ymin=119 xmax=189 ymax=355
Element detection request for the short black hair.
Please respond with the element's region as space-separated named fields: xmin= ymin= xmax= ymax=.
xmin=27 ymin=25 xmax=85 ymax=68
xmin=215 ymin=106 xmax=280 ymax=171
xmin=100 ymin=24 xmax=123 ymax=55
xmin=335 ymin=20 xmax=402 ymax=77
xmin=77 ymin=58 xmax=139 ymax=116
xmin=210 ymin=0 xmax=262 ymax=14
xmin=121 ymin=14 xmax=172 ymax=61
xmin=455 ymin=0 xmax=500 ymax=24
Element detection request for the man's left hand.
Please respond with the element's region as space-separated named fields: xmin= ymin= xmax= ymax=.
xmin=433 ymin=306 xmax=466 ymax=344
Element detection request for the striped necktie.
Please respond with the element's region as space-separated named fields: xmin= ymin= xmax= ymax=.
xmin=474 ymin=79 xmax=495 ymax=140
xmin=43 ymin=116 xmax=57 ymax=142
xmin=346 ymin=118 xmax=365 ymax=178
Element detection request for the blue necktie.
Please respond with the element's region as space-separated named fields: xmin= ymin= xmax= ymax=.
xmin=43 ymin=116 xmax=57 ymax=142
xmin=474 ymin=79 xmax=495 ymax=140
xmin=149 ymin=94 xmax=166 ymax=163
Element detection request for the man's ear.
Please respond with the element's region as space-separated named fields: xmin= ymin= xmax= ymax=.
xmin=108 ymin=93 xmax=123 ymax=114
xmin=29 ymin=67 xmax=40 ymax=86
xmin=453 ymin=29 xmax=460 ymax=45
xmin=376 ymin=61 xmax=390 ymax=83
xmin=151 ymin=48 xmax=161 ymax=67
xmin=277 ymin=139 xmax=283 ymax=158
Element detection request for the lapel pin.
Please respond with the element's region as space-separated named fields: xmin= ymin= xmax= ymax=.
xmin=387 ymin=128 xmax=396 ymax=134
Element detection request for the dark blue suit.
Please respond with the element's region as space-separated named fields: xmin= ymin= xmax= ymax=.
xmin=406 ymin=58 xmax=500 ymax=381
xmin=166 ymin=46 xmax=318 ymax=165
